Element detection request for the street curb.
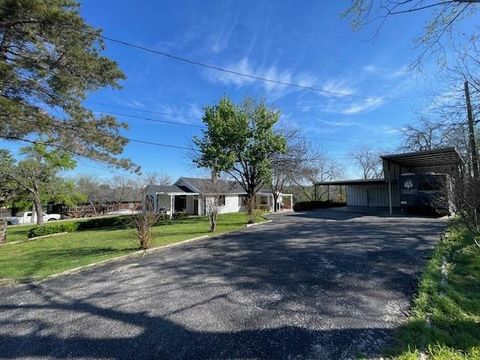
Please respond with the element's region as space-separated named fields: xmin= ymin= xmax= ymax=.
xmin=246 ymin=219 xmax=272 ymax=227
xmin=2 ymin=217 xmax=273 ymax=287
xmin=36 ymin=234 xmax=211 ymax=283
xmin=1 ymin=232 xmax=69 ymax=246
xmin=29 ymin=232 xmax=69 ymax=241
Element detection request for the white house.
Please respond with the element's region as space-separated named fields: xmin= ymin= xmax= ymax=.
xmin=144 ymin=177 xmax=293 ymax=216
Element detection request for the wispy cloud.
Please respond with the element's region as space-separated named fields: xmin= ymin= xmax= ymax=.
xmin=362 ymin=63 xmax=409 ymax=79
xmin=317 ymin=119 xmax=358 ymax=127
xmin=154 ymin=103 xmax=203 ymax=124
xmin=208 ymin=17 xmax=238 ymax=54
xmin=340 ymin=97 xmax=385 ymax=115
xmin=114 ymin=98 xmax=146 ymax=109
xmin=320 ymin=80 xmax=357 ymax=98
xmin=203 ymin=56 xmax=317 ymax=100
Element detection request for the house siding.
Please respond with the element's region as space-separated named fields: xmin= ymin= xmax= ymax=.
xmin=203 ymin=195 xmax=243 ymax=214
xmin=156 ymin=194 xmax=171 ymax=212
xmin=185 ymin=196 xmax=196 ymax=214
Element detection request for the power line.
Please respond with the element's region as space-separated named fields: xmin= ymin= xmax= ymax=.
xmin=6 ymin=117 xmax=192 ymax=151
xmin=87 ymin=107 xmax=401 ymax=143
xmin=84 ymin=100 xmax=200 ymax=120
xmin=97 ymin=33 xmax=423 ymax=102
xmin=91 ymin=110 xmax=203 ymax=128
xmin=126 ymin=137 xmax=190 ymax=150
xmin=0 ymin=6 xmax=463 ymax=106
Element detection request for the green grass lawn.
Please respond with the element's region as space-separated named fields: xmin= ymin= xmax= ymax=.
xmin=4 ymin=224 xmax=36 ymax=242
xmin=390 ymin=220 xmax=480 ymax=359
xmin=0 ymin=212 xmax=263 ymax=283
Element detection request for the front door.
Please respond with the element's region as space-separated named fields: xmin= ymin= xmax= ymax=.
xmin=193 ymin=198 xmax=199 ymax=215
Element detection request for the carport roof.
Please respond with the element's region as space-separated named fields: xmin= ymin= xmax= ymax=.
xmin=381 ymin=147 xmax=462 ymax=168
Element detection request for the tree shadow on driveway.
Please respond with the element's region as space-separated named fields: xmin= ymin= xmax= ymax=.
xmin=0 ymin=211 xmax=446 ymax=359
xmin=0 ymin=289 xmax=393 ymax=359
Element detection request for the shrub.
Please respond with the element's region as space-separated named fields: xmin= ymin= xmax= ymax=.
xmin=76 ymin=215 xmax=133 ymax=231
xmin=172 ymin=212 xmax=189 ymax=220
xmin=28 ymin=222 xmax=78 ymax=238
xmin=293 ymin=200 xmax=345 ymax=212
xmin=134 ymin=211 xmax=162 ymax=250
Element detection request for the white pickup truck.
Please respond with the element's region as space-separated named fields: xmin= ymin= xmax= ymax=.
xmin=5 ymin=212 xmax=61 ymax=225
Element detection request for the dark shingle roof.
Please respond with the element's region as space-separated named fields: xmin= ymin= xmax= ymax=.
xmin=148 ymin=177 xmax=272 ymax=195
xmin=146 ymin=184 xmax=196 ymax=194
xmin=177 ymin=177 xmax=246 ymax=194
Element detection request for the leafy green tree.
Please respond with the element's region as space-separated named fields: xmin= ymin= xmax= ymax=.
xmin=193 ymin=97 xmax=286 ymax=222
xmin=0 ymin=0 xmax=138 ymax=172
xmin=0 ymin=143 xmax=80 ymax=224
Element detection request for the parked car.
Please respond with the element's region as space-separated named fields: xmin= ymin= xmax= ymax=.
xmin=5 ymin=212 xmax=61 ymax=225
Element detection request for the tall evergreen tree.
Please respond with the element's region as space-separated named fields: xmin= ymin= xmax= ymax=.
xmin=0 ymin=0 xmax=138 ymax=171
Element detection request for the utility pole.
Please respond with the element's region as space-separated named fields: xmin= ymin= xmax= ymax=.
xmin=464 ymin=81 xmax=479 ymax=179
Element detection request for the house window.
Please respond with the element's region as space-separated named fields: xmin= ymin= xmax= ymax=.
xmin=260 ymin=196 xmax=268 ymax=205
xmin=218 ymin=195 xmax=226 ymax=206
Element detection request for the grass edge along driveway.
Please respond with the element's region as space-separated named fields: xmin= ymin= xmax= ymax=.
xmin=0 ymin=212 xmax=264 ymax=284
xmin=390 ymin=219 xmax=480 ymax=360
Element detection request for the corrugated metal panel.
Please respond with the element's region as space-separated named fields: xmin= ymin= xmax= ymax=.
xmin=346 ymin=183 xmax=400 ymax=207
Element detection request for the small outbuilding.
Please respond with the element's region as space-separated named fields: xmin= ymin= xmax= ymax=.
xmin=315 ymin=148 xmax=463 ymax=214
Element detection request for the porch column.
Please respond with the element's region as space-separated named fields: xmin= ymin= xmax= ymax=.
xmin=170 ymin=194 xmax=173 ymax=219
xmin=388 ymin=161 xmax=393 ymax=215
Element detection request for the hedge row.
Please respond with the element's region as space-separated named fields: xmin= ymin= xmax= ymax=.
xmin=76 ymin=215 xmax=132 ymax=230
xmin=27 ymin=213 xmax=190 ymax=238
xmin=28 ymin=222 xmax=79 ymax=238
xmin=293 ymin=200 xmax=345 ymax=212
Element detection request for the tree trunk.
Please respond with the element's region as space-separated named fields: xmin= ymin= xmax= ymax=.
xmin=89 ymin=199 xmax=97 ymax=216
xmin=209 ymin=211 xmax=217 ymax=232
xmin=33 ymin=192 xmax=44 ymax=225
xmin=247 ymin=194 xmax=255 ymax=224
xmin=273 ymin=192 xmax=279 ymax=212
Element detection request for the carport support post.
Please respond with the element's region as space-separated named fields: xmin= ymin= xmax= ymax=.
xmin=388 ymin=161 xmax=393 ymax=215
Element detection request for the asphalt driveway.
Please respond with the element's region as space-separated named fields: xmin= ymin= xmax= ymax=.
xmin=0 ymin=208 xmax=445 ymax=359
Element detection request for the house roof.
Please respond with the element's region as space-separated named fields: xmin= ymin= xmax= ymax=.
xmin=177 ymin=177 xmax=248 ymax=194
xmin=381 ymin=147 xmax=462 ymax=168
xmin=148 ymin=177 xmax=273 ymax=195
xmin=146 ymin=184 xmax=196 ymax=194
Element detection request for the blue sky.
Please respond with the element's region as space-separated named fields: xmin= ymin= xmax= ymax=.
xmin=2 ymin=0 xmax=447 ymax=180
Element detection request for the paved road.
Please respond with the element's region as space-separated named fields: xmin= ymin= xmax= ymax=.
xmin=0 ymin=209 xmax=445 ymax=359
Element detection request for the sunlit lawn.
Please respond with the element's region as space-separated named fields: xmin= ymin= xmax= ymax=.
xmin=0 ymin=212 xmax=263 ymax=283
xmin=390 ymin=220 xmax=480 ymax=359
